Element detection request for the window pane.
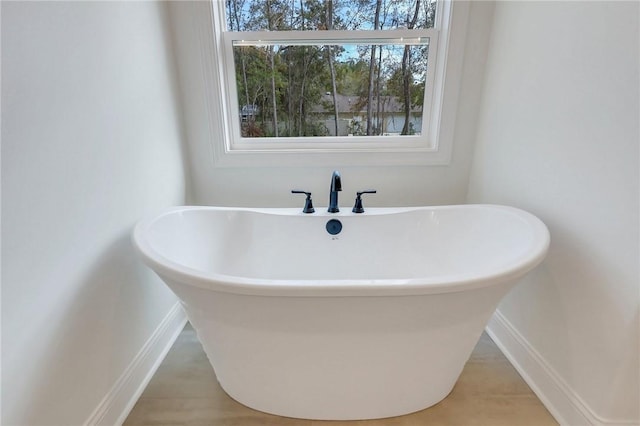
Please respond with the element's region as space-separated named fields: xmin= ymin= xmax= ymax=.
xmin=233 ymin=41 xmax=429 ymax=138
xmin=226 ymin=0 xmax=437 ymax=32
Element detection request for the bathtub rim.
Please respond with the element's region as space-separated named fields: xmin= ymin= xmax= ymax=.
xmin=132 ymin=204 xmax=550 ymax=297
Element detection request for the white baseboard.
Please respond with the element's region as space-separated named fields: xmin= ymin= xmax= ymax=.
xmin=486 ymin=309 xmax=638 ymax=426
xmin=84 ymin=302 xmax=188 ymax=426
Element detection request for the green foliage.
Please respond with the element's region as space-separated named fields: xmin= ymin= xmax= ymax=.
xmin=227 ymin=0 xmax=436 ymax=137
xmin=335 ymin=60 xmax=369 ymax=96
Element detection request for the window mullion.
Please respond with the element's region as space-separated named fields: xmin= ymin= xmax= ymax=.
xmin=226 ymin=29 xmax=437 ymax=45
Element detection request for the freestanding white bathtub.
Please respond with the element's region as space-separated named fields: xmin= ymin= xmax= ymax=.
xmin=132 ymin=205 xmax=549 ymax=420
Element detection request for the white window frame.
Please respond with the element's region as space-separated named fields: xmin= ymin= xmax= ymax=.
xmin=197 ymin=0 xmax=469 ymax=167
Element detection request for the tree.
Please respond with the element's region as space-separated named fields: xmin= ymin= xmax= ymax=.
xmin=366 ymin=0 xmax=382 ymax=135
xmin=227 ymin=0 xmax=251 ymax=108
xmin=325 ymin=1 xmax=339 ymax=136
xmin=401 ymin=0 xmax=420 ymax=135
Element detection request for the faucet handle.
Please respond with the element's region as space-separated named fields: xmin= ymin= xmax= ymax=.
xmin=352 ymin=190 xmax=376 ymax=213
xmin=291 ymin=190 xmax=315 ymax=213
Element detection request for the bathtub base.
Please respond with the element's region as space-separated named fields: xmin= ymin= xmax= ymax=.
xmin=221 ymin=377 xmax=456 ymax=421
xmin=219 ymin=371 xmax=456 ymax=421
xmin=169 ymin=280 xmax=512 ymax=420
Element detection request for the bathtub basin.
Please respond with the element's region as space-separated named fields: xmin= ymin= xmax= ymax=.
xmin=133 ymin=205 xmax=549 ymax=420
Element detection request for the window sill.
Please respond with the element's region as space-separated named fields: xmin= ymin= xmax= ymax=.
xmin=212 ymin=146 xmax=452 ymax=168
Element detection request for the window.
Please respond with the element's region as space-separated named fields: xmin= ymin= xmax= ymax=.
xmin=202 ymin=0 xmax=468 ymax=166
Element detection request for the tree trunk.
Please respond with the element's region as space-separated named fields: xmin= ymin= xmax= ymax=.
xmin=287 ymin=49 xmax=293 ymax=136
xmin=266 ymin=0 xmax=278 ymax=136
xmin=375 ymin=45 xmax=383 ymax=135
xmin=401 ymin=46 xmax=411 ymax=135
xmin=328 ymin=48 xmax=339 ymax=136
xmin=401 ymin=0 xmax=421 ymax=135
xmin=366 ymin=0 xmax=382 ymax=135
xmin=326 ymin=1 xmax=339 ymax=136
xmin=269 ymin=47 xmax=279 ymax=137
xmin=296 ymin=46 xmax=311 ymax=136
xmin=298 ymin=72 xmax=306 ymax=135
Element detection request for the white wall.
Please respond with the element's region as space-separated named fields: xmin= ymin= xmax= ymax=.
xmin=2 ymin=2 xmax=188 ymax=425
xmin=168 ymin=1 xmax=494 ymax=208
xmin=468 ymin=1 xmax=639 ymax=424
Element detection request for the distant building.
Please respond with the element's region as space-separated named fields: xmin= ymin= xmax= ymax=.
xmin=240 ymin=104 xmax=259 ymax=121
xmin=312 ymin=94 xmax=422 ymax=136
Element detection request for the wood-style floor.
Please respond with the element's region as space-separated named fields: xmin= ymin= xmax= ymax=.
xmin=124 ymin=323 xmax=557 ymax=426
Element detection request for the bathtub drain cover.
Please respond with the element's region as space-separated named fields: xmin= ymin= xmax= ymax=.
xmin=326 ymin=219 xmax=342 ymax=235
